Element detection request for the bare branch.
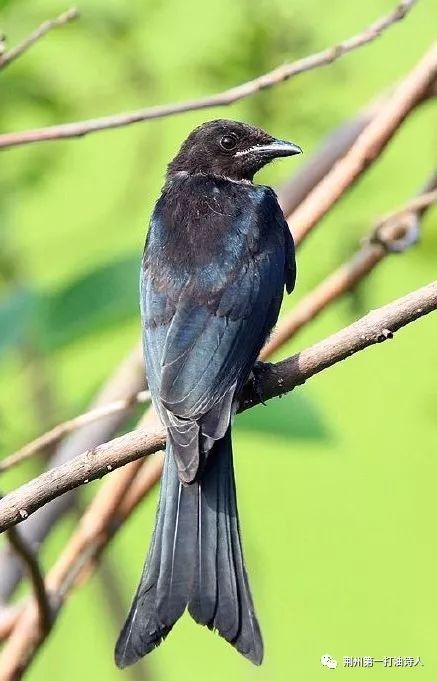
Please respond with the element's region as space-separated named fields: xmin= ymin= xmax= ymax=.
xmin=289 ymin=45 xmax=437 ymax=246
xmin=4 ymin=526 xmax=51 ymax=635
xmin=0 ymin=8 xmax=79 ymax=71
xmin=0 ymin=280 xmax=435 ymax=534
xmin=0 ymin=391 xmax=151 ymax=475
xmin=374 ymin=187 xmax=437 ymax=228
xmin=0 ymin=607 xmax=20 ymax=642
xmin=0 ymin=345 xmax=144 ymax=604
xmin=0 ymin=0 xmax=418 ymax=150
xmin=262 ymin=246 xmax=387 ymax=358
xmin=0 ymin=451 xmax=163 ymax=678
xmin=262 ymin=177 xmax=437 ymax=357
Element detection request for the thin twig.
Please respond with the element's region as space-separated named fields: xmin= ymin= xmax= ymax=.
xmin=0 ymin=391 xmax=151 ymax=475
xmin=0 ymin=8 xmax=79 ymax=71
xmin=262 ymin=177 xmax=437 ymax=357
xmin=375 ymin=188 xmax=437 ymax=227
xmin=4 ymin=526 xmax=51 ymax=635
xmin=0 ymin=279 xmax=436 ymax=534
xmin=0 ymin=0 xmax=418 ymax=150
xmin=289 ymin=44 xmax=437 ymax=246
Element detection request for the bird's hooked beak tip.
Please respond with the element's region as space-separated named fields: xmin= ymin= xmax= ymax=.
xmin=268 ymin=139 xmax=303 ymax=158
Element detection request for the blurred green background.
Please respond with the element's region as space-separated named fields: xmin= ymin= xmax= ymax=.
xmin=1 ymin=0 xmax=436 ymax=679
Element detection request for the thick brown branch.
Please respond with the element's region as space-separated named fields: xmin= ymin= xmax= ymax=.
xmin=0 ymin=8 xmax=78 ymax=71
xmin=0 ymin=280 xmax=435 ymax=534
xmin=289 ymin=45 xmax=437 ymax=246
xmin=0 ymin=0 xmax=417 ymax=150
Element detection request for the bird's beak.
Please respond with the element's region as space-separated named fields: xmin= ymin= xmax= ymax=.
xmin=263 ymin=139 xmax=303 ymax=158
xmin=235 ymin=139 xmax=302 ymax=159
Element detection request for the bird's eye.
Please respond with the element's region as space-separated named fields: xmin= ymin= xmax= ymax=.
xmin=219 ymin=134 xmax=238 ymax=151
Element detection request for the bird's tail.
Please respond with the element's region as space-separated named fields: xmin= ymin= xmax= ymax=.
xmin=115 ymin=428 xmax=263 ymax=667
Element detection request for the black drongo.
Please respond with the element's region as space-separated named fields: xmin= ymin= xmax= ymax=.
xmin=115 ymin=120 xmax=301 ymax=667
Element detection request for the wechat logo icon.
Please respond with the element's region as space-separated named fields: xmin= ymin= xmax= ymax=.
xmin=321 ymin=654 xmax=337 ymax=669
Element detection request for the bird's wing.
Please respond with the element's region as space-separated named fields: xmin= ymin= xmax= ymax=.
xmin=142 ymin=186 xmax=294 ymax=481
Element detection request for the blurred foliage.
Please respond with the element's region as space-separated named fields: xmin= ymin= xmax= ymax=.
xmin=201 ymin=0 xmax=313 ymax=126
xmin=236 ymin=391 xmax=330 ymax=440
xmin=0 ymin=255 xmax=139 ymax=353
xmin=0 ymin=0 xmax=436 ymax=680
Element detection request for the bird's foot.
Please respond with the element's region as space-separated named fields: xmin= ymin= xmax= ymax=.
xmin=250 ymin=361 xmax=273 ymax=406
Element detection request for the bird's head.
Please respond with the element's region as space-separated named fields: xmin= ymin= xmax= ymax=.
xmin=167 ymin=119 xmax=302 ymax=183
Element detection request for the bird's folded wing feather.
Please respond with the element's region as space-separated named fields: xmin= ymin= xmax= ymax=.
xmin=141 ymin=187 xmax=294 ymax=478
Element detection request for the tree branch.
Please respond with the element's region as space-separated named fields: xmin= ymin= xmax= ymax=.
xmin=0 ymin=391 xmax=151 ymax=475
xmin=0 ymin=0 xmax=417 ymax=150
xmin=0 ymin=280 xmax=435 ymax=534
xmin=4 ymin=526 xmax=51 ymax=635
xmin=262 ymin=176 xmax=437 ymax=357
xmin=0 ymin=345 xmax=144 ymax=604
xmin=276 ymin=97 xmax=386 ymax=216
xmin=0 ymin=452 xmax=164 ymax=679
xmin=374 ymin=187 xmax=437 ymax=229
xmin=0 ymin=8 xmax=79 ymax=71
xmin=0 ymin=607 xmax=20 ymax=642
xmin=289 ymin=45 xmax=437 ymax=245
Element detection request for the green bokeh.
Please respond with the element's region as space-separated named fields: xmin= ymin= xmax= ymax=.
xmin=0 ymin=0 xmax=436 ymax=680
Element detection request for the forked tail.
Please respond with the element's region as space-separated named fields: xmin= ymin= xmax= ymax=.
xmin=115 ymin=428 xmax=263 ymax=667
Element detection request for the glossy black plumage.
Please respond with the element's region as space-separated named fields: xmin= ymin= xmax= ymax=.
xmin=115 ymin=119 xmax=300 ymax=668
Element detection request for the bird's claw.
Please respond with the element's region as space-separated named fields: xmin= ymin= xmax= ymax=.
xmin=250 ymin=361 xmax=273 ymax=405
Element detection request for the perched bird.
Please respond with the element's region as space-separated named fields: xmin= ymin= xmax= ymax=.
xmin=115 ymin=120 xmax=301 ymax=668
